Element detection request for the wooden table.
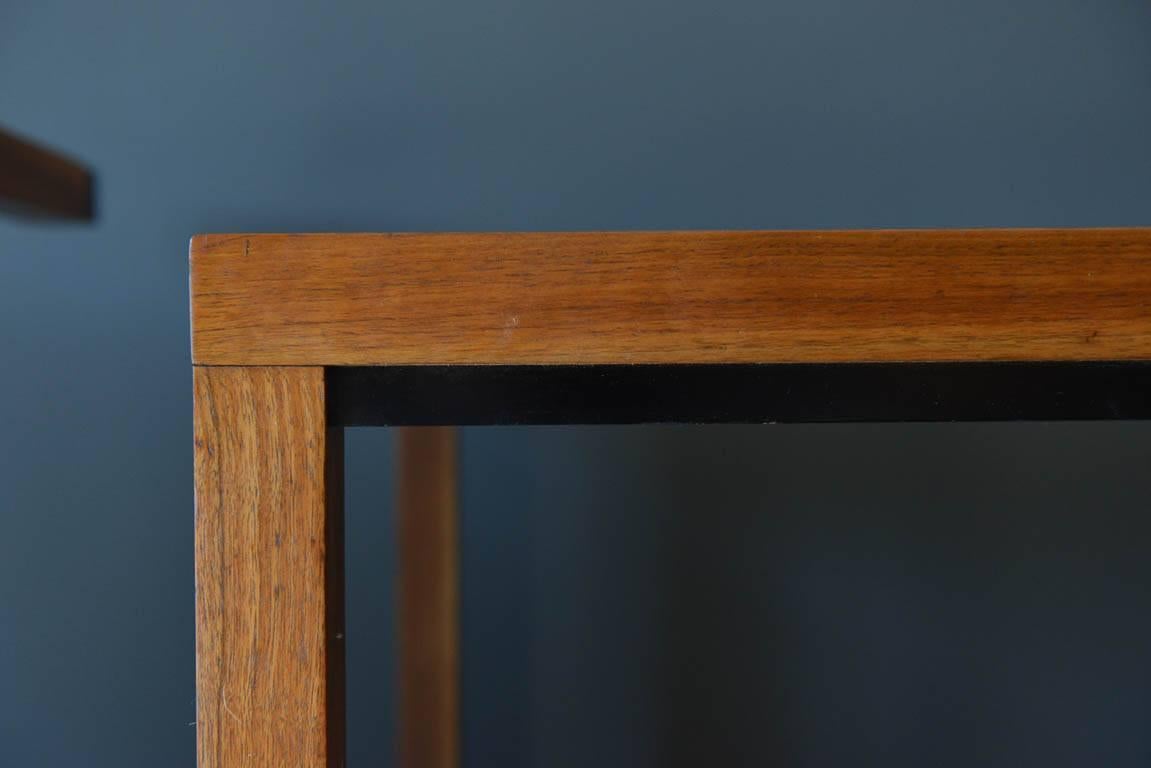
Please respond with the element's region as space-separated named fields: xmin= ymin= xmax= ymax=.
xmin=190 ymin=229 xmax=1151 ymax=767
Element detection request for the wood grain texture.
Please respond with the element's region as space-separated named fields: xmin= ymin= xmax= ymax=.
xmin=194 ymin=366 xmax=345 ymax=768
xmin=190 ymin=229 xmax=1151 ymax=366
xmin=0 ymin=125 xmax=93 ymax=220
xmin=396 ymin=428 xmax=459 ymax=768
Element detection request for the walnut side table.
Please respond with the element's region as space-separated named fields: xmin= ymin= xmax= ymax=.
xmin=190 ymin=229 xmax=1151 ymax=767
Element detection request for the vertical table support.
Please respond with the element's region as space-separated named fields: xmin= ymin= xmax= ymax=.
xmin=193 ymin=366 xmax=346 ymax=767
xmin=397 ymin=427 xmax=461 ymax=768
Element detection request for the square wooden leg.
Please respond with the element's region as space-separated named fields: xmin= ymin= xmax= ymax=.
xmin=194 ymin=366 xmax=345 ymax=767
xmin=397 ymin=427 xmax=460 ymax=768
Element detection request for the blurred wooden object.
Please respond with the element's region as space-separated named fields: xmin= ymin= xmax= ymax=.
xmin=397 ymin=427 xmax=460 ymax=768
xmin=0 ymin=125 xmax=94 ymax=220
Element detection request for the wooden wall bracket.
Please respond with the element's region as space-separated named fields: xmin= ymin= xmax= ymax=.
xmin=1 ymin=125 xmax=94 ymax=220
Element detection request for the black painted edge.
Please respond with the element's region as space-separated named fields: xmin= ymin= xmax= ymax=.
xmin=326 ymin=362 xmax=1151 ymax=426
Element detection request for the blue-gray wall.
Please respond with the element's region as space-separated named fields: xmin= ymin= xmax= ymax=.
xmin=2 ymin=1 xmax=1151 ymax=765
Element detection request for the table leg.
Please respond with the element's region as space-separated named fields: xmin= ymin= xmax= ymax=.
xmin=194 ymin=366 xmax=346 ymax=767
xmin=397 ymin=427 xmax=460 ymax=768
